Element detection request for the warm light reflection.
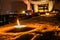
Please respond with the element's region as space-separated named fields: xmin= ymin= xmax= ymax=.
xmin=14 ymin=19 xmax=26 ymax=28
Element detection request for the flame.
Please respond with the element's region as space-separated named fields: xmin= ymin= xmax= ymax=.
xmin=14 ymin=19 xmax=26 ymax=28
xmin=17 ymin=19 xmax=20 ymax=26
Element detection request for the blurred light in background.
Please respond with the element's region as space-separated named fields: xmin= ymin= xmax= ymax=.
xmin=45 ymin=13 xmax=49 ymax=15
xmin=22 ymin=11 xmax=25 ymax=13
xmin=26 ymin=13 xmax=29 ymax=16
xmin=38 ymin=10 xmax=44 ymax=12
xmin=53 ymin=11 xmax=56 ymax=13
xmin=55 ymin=11 xmax=59 ymax=13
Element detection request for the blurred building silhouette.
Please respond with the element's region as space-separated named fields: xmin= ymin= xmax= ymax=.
xmin=0 ymin=0 xmax=60 ymax=14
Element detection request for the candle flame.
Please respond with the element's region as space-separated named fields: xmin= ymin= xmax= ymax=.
xmin=14 ymin=19 xmax=26 ymax=28
xmin=17 ymin=19 xmax=20 ymax=26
